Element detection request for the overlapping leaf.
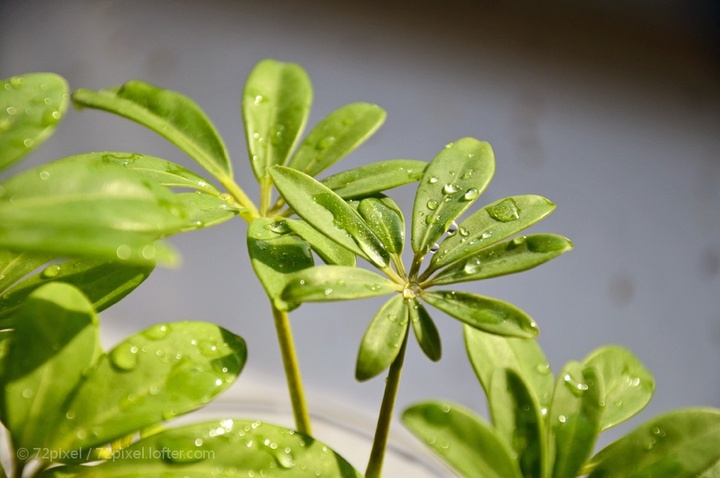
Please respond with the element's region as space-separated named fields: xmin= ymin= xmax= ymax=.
xmin=356 ymin=295 xmax=409 ymax=381
xmin=409 ymin=298 xmax=441 ymax=362
xmin=0 ymin=73 xmax=68 ymax=170
xmin=282 ymin=265 xmax=397 ymax=303
xmin=321 ymin=159 xmax=427 ymax=199
xmin=0 ymin=250 xmax=53 ymax=293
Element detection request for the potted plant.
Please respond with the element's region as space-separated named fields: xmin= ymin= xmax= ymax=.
xmin=1 ymin=60 xmax=718 ymax=477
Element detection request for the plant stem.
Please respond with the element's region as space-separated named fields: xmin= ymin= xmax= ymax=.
xmin=221 ymin=177 xmax=259 ymax=219
xmin=270 ymin=301 xmax=312 ymax=435
xmin=365 ymin=331 xmax=409 ymax=478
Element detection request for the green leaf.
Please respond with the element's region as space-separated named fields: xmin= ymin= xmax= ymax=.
xmin=585 ymin=408 xmax=720 ymax=477
xmin=243 ymin=59 xmax=312 ymax=181
xmin=0 ymin=250 xmax=53 ymax=293
xmin=248 ymin=217 xmax=313 ymax=311
xmin=284 ymin=218 xmax=356 ymax=266
xmin=95 ymin=152 xmax=223 ymax=195
xmin=356 ymin=295 xmax=409 ymax=381
xmin=270 ymin=166 xmax=390 ymax=267
xmin=403 ymin=401 xmax=521 ymax=478
xmin=357 ymin=196 xmax=405 ymax=256
xmin=43 ymin=419 xmax=362 ymax=477
xmin=548 ymin=362 xmax=604 ymax=478
xmin=0 ymin=283 xmax=99 ymax=452
xmin=0 ymin=155 xmax=187 ymax=265
xmin=281 ymin=265 xmax=397 ymax=303
xmin=50 ymin=321 xmax=247 ymax=452
xmin=321 ymin=159 xmax=427 ymax=198
xmin=489 ymin=369 xmax=545 ymax=478
xmin=463 ymin=325 xmax=553 ymax=411
xmin=409 ymin=298 xmax=441 ymax=362
xmin=0 ymin=73 xmax=69 ymax=170
xmin=175 ymin=191 xmax=239 ymax=230
xmin=581 ymin=345 xmax=655 ymax=431
xmin=0 ymin=258 xmax=153 ymax=323
xmin=72 ymin=81 xmax=232 ymax=181
xmin=288 ymin=102 xmax=385 ymax=177
xmin=422 ymin=290 xmax=538 ymax=338
xmin=411 ymin=138 xmax=495 ymax=256
xmin=430 ymin=195 xmax=557 ymax=270
xmin=429 ymin=234 xmax=573 ymax=286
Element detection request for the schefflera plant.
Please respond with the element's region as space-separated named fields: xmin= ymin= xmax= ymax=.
xmin=402 ymin=328 xmax=720 ymax=477
xmin=271 ymin=136 xmax=573 ymax=476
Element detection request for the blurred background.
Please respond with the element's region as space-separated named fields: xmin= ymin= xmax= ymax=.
xmin=2 ymin=0 xmax=719 ymax=470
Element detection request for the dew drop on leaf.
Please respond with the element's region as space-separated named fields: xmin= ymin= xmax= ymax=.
xmin=426 ymin=199 xmax=439 ymax=210
xmin=563 ymin=373 xmax=589 ymax=396
xmin=41 ymin=264 xmax=61 ymax=279
xmin=442 ymin=183 xmax=458 ymax=195
xmin=110 ymin=342 xmax=139 ymax=371
xmin=463 ymin=188 xmax=479 ymax=201
xmin=462 ymin=257 xmax=482 ymax=275
xmin=487 ymin=198 xmax=521 ymax=223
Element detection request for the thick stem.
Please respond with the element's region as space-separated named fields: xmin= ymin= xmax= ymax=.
xmin=221 ymin=177 xmax=259 ymax=219
xmin=365 ymin=331 xmax=409 ymax=478
xmin=270 ymin=301 xmax=312 ymax=435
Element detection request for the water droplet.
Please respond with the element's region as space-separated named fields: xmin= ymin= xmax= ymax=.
xmin=426 ymin=199 xmax=439 ymax=210
xmin=110 ymin=342 xmax=139 ymax=371
xmin=511 ymin=236 xmax=527 ymax=247
xmin=22 ymin=138 xmax=33 ymax=148
xmin=428 ymin=176 xmax=439 ymax=184
xmin=198 ymin=340 xmax=220 ymax=358
xmin=463 ymin=188 xmax=479 ymax=201
xmin=65 ymin=410 xmax=76 ymax=420
xmin=458 ymin=227 xmax=470 ymax=237
xmin=253 ymin=95 xmax=265 ymax=105
xmin=444 ymin=142 xmax=454 ymax=149
xmin=41 ymin=109 xmax=62 ymax=126
xmin=402 ymin=282 xmax=423 ymax=299
xmin=41 ymin=264 xmax=61 ymax=278
xmin=463 ymin=257 xmax=482 ymax=274
xmin=6 ymin=106 xmax=17 ymax=115
xmin=143 ymin=323 xmax=169 ymax=340
xmin=447 ymin=222 xmax=458 ymax=235
xmin=442 ymin=183 xmax=458 ymax=195
xmin=487 ymin=198 xmax=521 ymax=222
xmin=38 ymin=170 xmax=50 ymax=180
xmin=116 ymin=245 xmax=133 ymax=261
xmin=535 ymin=363 xmax=551 ymax=375
xmin=563 ymin=373 xmax=589 ymax=396
xmin=316 ymin=136 xmax=336 ymax=150
xmin=430 ymin=243 xmax=440 ymax=253
xmin=21 ymin=388 xmax=34 ymax=399
xmin=324 ymin=288 xmax=333 ymax=296
xmin=461 ymin=169 xmax=474 ymax=179
xmin=558 ymin=415 xmax=567 ymax=423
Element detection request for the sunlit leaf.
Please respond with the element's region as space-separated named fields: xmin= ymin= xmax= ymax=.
xmin=0 ymin=73 xmax=68 ymax=170
xmin=488 ymin=369 xmax=545 ymax=478
xmin=422 ymin=291 xmax=538 ymax=338
xmin=548 ymin=362 xmax=604 ymax=478
xmin=0 ymin=258 xmax=153 ymax=323
xmin=73 ymin=81 xmax=232 ymax=181
xmin=175 ymin=191 xmax=240 ymax=230
xmin=411 ymin=138 xmax=494 ymax=256
xmin=0 ymin=250 xmax=53 ymax=293
xmin=50 ymin=321 xmax=246 ymax=453
xmin=357 ymin=196 xmax=405 ymax=256
xmin=284 ymin=218 xmax=356 ymax=266
xmin=42 ymin=419 xmax=362 ymax=477
xmin=356 ymin=295 xmax=408 ymax=381
xmin=430 ymin=195 xmax=556 ymax=270
xmin=429 ymin=234 xmax=573 ymax=286
xmin=281 ymin=265 xmax=396 ymax=303
xmin=0 ymin=155 xmax=186 ymax=265
xmin=289 ymin=102 xmax=385 ymax=177
xmin=321 ymin=159 xmax=427 ymax=198
xmin=585 ymin=409 xmax=720 ymax=477
xmin=270 ymin=166 xmax=389 ymax=267
xmin=582 ymin=345 xmax=655 ymax=431
xmin=0 ymin=283 xmax=99 ymax=452
xmin=403 ymin=401 xmax=521 ymax=478
xmin=248 ymin=217 xmax=313 ymax=311
xmin=243 ymin=59 xmax=312 ymax=182
xmin=464 ymin=325 xmax=553 ymax=410
xmin=409 ymin=298 xmax=441 ymax=362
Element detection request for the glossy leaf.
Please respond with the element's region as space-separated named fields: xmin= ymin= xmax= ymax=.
xmin=0 ymin=283 xmax=99 ymax=451
xmin=0 ymin=250 xmax=53 ymax=293
xmin=582 ymin=345 xmax=655 ymax=431
xmin=243 ymin=59 xmax=312 ymax=181
xmin=430 ymin=195 xmax=557 ymax=270
xmin=321 ymin=159 xmax=427 ymax=198
xmin=430 ymin=233 xmax=573 ymax=286
xmin=269 ymin=166 xmax=389 ymax=267
xmin=356 ymin=295 xmax=409 ymax=381
xmin=411 ymin=138 xmax=495 ymax=256
xmin=585 ymin=409 xmax=720 ymax=477
xmin=72 ymin=81 xmax=232 ymax=181
xmin=0 ymin=258 xmax=152 ymax=324
xmin=284 ymin=218 xmax=356 ymax=266
xmin=50 ymin=321 xmax=247 ymax=452
xmin=175 ymin=191 xmax=240 ymax=231
xmin=43 ymin=419 xmax=362 ymax=477
xmin=422 ymin=290 xmax=538 ymax=338
xmin=488 ymin=369 xmax=545 ymax=478
xmin=0 ymin=73 xmax=68 ymax=170
xmin=357 ymin=196 xmax=405 ymax=256
xmin=403 ymin=401 xmax=521 ymax=478
xmin=464 ymin=325 xmax=553 ymax=411
xmin=281 ymin=265 xmax=396 ymax=303
xmin=409 ymin=298 xmax=441 ymax=362
xmin=95 ymin=152 xmax=222 ymax=195
xmin=0 ymin=155 xmax=186 ymax=265
xmin=289 ymin=102 xmax=385 ymax=177
xmin=248 ymin=217 xmax=313 ymax=311
xmin=548 ymin=362 xmax=604 ymax=478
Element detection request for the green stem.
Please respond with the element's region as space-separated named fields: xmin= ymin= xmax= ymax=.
xmin=221 ymin=177 xmax=259 ymax=219
xmin=365 ymin=330 xmax=409 ymax=478
xmin=270 ymin=301 xmax=312 ymax=435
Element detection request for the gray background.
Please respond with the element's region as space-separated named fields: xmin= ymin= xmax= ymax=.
xmin=2 ymin=0 xmax=719 ymax=454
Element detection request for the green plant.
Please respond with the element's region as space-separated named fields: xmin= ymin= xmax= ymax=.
xmin=0 ymin=62 xmax=718 ymax=477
